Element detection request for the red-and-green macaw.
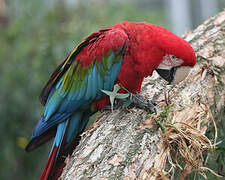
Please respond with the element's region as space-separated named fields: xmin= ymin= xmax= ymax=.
xmin=26 ymin=21 xmax=196 ymax=180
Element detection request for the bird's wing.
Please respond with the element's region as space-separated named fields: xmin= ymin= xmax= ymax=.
xmin=32 ymin=28 xmax=128 ymax=139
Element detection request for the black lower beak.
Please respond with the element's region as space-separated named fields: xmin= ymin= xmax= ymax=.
xmin=155 ymin=67 xmax=177 ymax=84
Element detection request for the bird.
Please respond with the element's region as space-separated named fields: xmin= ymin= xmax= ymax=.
xmin=25 ymin=21 xmax=196 ymax=180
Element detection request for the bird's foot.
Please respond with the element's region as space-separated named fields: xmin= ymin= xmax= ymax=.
xmin=103 ymin=98 xmax=126 ymax=111
xmin=101 ymin=84 xmax=157 ymax=114
xmin=129 ymin=94 xmax=158 ymax=114
xmin=104 ymin=94 xmax=157 ymax=114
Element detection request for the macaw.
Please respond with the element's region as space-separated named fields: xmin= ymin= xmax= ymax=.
xmin=25 ymin=21 xmax=196 ymax=180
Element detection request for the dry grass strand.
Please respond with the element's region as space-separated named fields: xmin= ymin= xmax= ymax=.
xmin=150 ymin=102 xmax=221 ymax=179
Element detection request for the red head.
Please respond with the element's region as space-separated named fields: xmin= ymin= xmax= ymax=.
xmin=152 ymin=24 xmax=196 ymax=67
xmin=115 ymin=21 xmax=196 ymax=85
xmin=151 ymin=24 xmax=196 ymax=84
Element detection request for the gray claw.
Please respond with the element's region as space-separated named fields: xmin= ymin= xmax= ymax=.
xmin=103 ymin=94 xmax=158 ymax=114
xmin=131 ymin=94 xmax=158 ymax=114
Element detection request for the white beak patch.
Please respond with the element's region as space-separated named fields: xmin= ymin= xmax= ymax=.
xmin=171 ymin=66 xmax=191 ymax=85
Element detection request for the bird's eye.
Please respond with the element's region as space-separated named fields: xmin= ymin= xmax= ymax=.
xmin=170 ymin=55 xmax=176 ymax=59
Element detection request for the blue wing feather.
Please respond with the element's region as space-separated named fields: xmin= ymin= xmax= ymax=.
xmin=32 ymin=99 xmax=91 ymax=139
xmin=85 ymin=68 xmax=95 ymax=99
xmin=54 ymin=120 xmax=69 ymax=147
xmin=43 ymin=90 xmax=61 ymax=121
xmin=28 ymin=35 xmax=127 ymax=154
xmin=33 ymin=51 xmax=123 ymax=140
xmin=65 ymin=112 xmax=83 ymax=146
xmin=76 ymin=76 xmax=88 ymax=100
xmin=26 ymin=29 xmax=128 ymax=180
xmin=95 ymin=65 xmax=103 ymax=99
xmin=90 ymin=63 xmax=98 ymax=98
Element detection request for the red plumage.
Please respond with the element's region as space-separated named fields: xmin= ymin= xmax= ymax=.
xmin=28 ymin=21 xmax=196 ymax=180
xmin=93 ymin=21 xmax=195 ymax=108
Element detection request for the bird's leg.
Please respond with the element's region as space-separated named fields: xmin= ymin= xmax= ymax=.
xmin=102 ymin=100 xmax=123 ymax=111
xmin=101 ymin=84 xmax=157 ymax=113
xmin=128 ymin=94 xmax=158 ymax=114
xmin=104 ymin=93 xmax=157 ymax=114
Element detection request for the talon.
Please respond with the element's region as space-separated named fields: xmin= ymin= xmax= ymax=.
xmin=131 ymin=94 xmax=158 ymax=114
xmin=103 ymin=93 xmax=158 ymax=114
xmin=153 ymin=106 xmax=158 ymax=115
xmin=147 ymin=101 xmax=158 ymax=114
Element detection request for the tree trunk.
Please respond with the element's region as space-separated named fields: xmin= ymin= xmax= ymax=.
xmin=60 ymin=10 xmax=225 ymax=180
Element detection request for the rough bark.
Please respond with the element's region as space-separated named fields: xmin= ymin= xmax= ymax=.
xmin=61 ymin=10 xmax=225 ymax=180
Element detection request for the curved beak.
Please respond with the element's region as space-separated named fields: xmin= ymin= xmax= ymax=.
xmin=156 ymin=66 xmax=191 ymax=85
xmin=155 ymin=67 xmax=178 ymax=84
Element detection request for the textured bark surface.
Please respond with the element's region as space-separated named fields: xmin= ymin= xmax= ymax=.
xmin=61 ymin=11 xmax=225 ymax=180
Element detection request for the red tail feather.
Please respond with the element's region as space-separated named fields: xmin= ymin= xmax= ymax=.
xmin=40 ymin=146 xmax=58 ymax=180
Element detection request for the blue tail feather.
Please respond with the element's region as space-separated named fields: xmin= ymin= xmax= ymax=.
xmin=65 ymin=111 xmax=91 ymax=148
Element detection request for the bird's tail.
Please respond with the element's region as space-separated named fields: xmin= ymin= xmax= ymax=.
xmin=40 ymin=120 xmax=68 ymax=180
xmin=40 ymin=111 xmax=91 ymax=180
xmin=40 ymin=145 xmax=59 ymax=180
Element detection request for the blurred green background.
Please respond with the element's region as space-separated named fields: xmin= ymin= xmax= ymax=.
xmin=0 ymin=0 xmax=224 ymax=180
